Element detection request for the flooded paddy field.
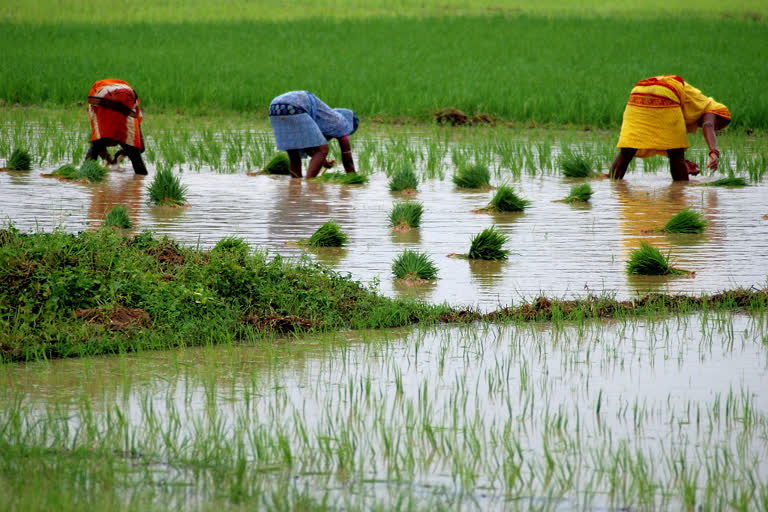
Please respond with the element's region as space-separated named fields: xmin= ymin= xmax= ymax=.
xmin=2 ymin=313 xmax=767 ymax=509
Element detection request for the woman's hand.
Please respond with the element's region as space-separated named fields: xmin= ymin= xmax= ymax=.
xmin=707 ymin=149 xmax=720 ymax=170
xmin=322 ymin=159 xmax=336 ymax=169
xmin=685 ymin=160 xmax=700 ymax=176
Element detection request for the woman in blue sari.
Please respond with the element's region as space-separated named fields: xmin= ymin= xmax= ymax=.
xmin=268 ymin=91 xmax=359 ymax=178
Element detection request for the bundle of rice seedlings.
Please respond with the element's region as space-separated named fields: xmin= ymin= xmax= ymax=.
xmin=487 ymin=186 xmax=529 ymax=212
xmin=663 ymin=208 xmax=707 ymax=234
xmin=308 ymin=220 xmax=347 ymax=247
xmin=389 ymin=201 xmax=424 ymax=229
xmin=51 ymin=164 xmax=79 ymax=179
xmin=563 ymin=183 xmax=593 ymax=203
xmin=264 ymin=153 xmax=290 ymax=175
xmin=453 ymin=163 xmax=491 ymax=189
xmin=626 ymin=241 xmax=686 ymax=275
xmin=148 ymin=166 xmax=188 ymax=206
xmin=7 ymin=148 xmax=32 ymax=170
xmin=78 ymin=160 xmax=108 ymax=182
xmin=703 ymin=173 xmax=749 ymax=187
xmin=559 ymin=152 xmax=593 ymax=178
xmin=392 ymin=249 xmax=438 ymax=280
xmin=468 ymin=225 xmax=509 ymax=260
xmin=313 ymin=171 xmax=368 ymax=184
xmin=389 ymin=162 xmax=419 ymax=192
xmin=104 ymin=205 xmax=133 ymax=229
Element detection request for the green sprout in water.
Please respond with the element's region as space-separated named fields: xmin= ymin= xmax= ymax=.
xmin=104 ymin=205 xmax=132 ymax=229
xmin=468 ymin=225 xmax=509 ymax=260
xmin=453 ymin=163 xmax=491 ymax=189
xmin=486 ymin=186 xmax=529 ymax=212
xmin=308 ymin=220 xmax=348 ymax=247
xmin=560 ymin=151 xmax=594 ymax=178
xmin=563 ymin=183 xmax=593 ymax=203
xmin=389 ymin=201 xmax=423 ymax=230
xmin=663 ymin=208 xmax=707 ymax=234
xmin=626 ymin=241 xmax=687 ymax=275
xmin=702 ymin=171 xmax=749 ymax=187
xmin=51 ymin=164 xmax=78 ymax=180
xmin=264 ymin=153 xmax=290 ymax=175
xmin=313 ymin=171 xmax=368 ymax=185
xmin=389 ymin=162 xmax=419 ymax=192
xmin=51 ymin=161 xmax=108 ymax=183
xmin=7 ymin=148 xmax=32 ymax=170
xmin=148 ymin=166 xmax=188 ymax=206
xmin=392 ymin=249 xmax=438 ymax=280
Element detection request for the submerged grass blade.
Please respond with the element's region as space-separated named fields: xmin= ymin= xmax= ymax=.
xmin=308 ymin=220 xmax=348 ymax=247
xmin=392 ymin=249 xmax=438 ymax=280
xmin=663 ymin=208 xmax=707 ymax=234
xmin=468 ymin=225 xmax=509 ymax=260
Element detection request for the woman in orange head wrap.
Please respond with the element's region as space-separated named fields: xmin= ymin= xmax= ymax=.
xmin=610 ymin=75 xmax=730 ymax=181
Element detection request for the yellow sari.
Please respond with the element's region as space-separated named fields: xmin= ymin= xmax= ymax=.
xmin=616 ymin=75 xmax=730 ymax=158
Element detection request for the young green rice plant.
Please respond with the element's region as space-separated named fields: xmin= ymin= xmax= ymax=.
xmin=468 ymin=225 xmax=509 ymax=260
xmin=663 ymin=208 xmax=707 ymax=234
xmin=486 ymin=186 xmax=529 ymax=212
xmin=392 ymin=249 xmax=438 ymax=280
xmin=702 ymin=171 xmax=749 ymax=187
xmin=313 ymin=171 xmax=368 ymax=184
xmin=559 ymin=149 xmax=594 ymax=178
xmin=389 ymin=161 xmax=419 ymax=192
xmin=148 ymin=165 xmax=188 ymax=206
xmin=626 ymin=241 xmax=687 ymax=275
xmin=50 ymin=163 xmax=78 ymax=179
xmin=78 ymin=159 xmax=108 ymax=182
xmin=389 ymin=201 xmax=423 ymax=230
xmin=563 ymin=183 xmax=593 ymax=203
xmin=103 ymin=204 xmax=133 ymax=229
xmin=308 ymin=220 xmax=347 ymax=247
xmin=6 ymin=148 xmax=32 ymax=170
xmin=264 ymin=152 xmax=290 ymax=175
xmin=453 ymin=163 xmax=491 ymax=189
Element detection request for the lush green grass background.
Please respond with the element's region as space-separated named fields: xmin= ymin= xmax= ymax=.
xmin=2 ymin=15 xmax=766 ymax=128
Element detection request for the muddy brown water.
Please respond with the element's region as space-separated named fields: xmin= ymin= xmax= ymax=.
xmin=1 ymin=142 xmax=767 ymax=311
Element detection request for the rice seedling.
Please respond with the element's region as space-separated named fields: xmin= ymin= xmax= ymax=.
xmin=485 ymin=186 xmax=529 ymax=212
xmin=392 ymin=249 xmax=438 ymax=280
xmin=563 ymin=183 xmax=593 ymax=203
xmin=389 ymin=201 xmax=423 ymax=230
xmin=6 ymin=148 xmax=31 ymax=170
xmin=50 ymin=163 xmax=78 ymax=179
xmin=626 ymin=241 xmax=687 ymax=275
xmin=78 ymin=159 xmax=108 ymax=182
xmin=103 ymin=205 xmax=132 ymax=229
xmin=453 ymin=163 xmax=491 ymax=189
xmin=307 ymin=220 xmax=348 ymax=247
xmin=663 ymin=208 xmax=707 ymax=234
xmin=313 ymin=171 xmax=368 ymax=184
xmin=467 ymin=225 xmax=509 ymax=260
xmin=388 ymin=162 xmax=419 ymax=192
xmin=148 ymin=166 xmax=188 ymax=206
xmin=702 ymin=173 xmax=749 ymax=187
xmin=264 ymin=152 xmax=291 ymax=175
xmin=559 ymin=151 xmax=593 ymax=178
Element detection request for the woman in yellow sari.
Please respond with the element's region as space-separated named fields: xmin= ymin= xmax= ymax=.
xmin=610 ymin=75 xmax=730 ymax=181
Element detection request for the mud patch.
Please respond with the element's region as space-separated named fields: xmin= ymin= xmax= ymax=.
xmin=242 ymin=313 xmax=317 ymax=334
xmin=147 ymin=242 xmax=186 ymax=266
xmin=75 ymin=307 xmax=152 ymax=330
xmin=432 ymin=108 xmax=495 ymax=126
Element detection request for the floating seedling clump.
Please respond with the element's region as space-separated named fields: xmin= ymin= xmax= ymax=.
xmin=389 ymin=201 xmax=423 ymax=230
xmin=104 ymin=205 xmax=132 ymax=229
xmin=389 ymin=162 xmax=419 ymax=192
xmin=50 ymin=161 xmax=108 ymax=183
xmin=485 ymin=186 xmax=529 ymax=212
xmin=308 ymin=220 xmax=348 ymax=247
xmin=563 ymin=183 xmax=593 ymax=203
xmin=264 ymin=153 xmax=290 ymax=175
xmin=392 ymin=249 xmax=438 ymax=280
xmin=663 ymin=208 xmax=707 ymax=234
xmin=626 ymin=241 xmax=687 ymax=275
xmin=7 ymin=148 xmax=32 ymax=170
xmin=148 ymin=166 xmax=188 ymax=206
xmin=702 ymin=171 xmax=749 ymax=187
xmin=453 ymin=163 xmax=491 ymax=189
xmin=559 ymin=151 xmax=593 ymax=178
xmin=313 ymin=171 xmax=368 ymax=185
xmin=468 ymin=225 xmax=509 ymax=260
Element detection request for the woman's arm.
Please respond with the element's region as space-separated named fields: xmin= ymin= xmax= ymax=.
xmin=700 ymin=112 xmax=720 ymax=170
xmin=337 ymin=135 xmax=356 ymax=173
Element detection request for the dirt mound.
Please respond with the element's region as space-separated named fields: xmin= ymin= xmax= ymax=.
xmin=147 ymin=242 xmax=186 ymax=266
xmin=75 ymin=307 xmax=152 ymax=330
xmin=243 ymin=313 xmax=317 ymax=334
xmin=432 ymin=108 xmax=495 ymax=126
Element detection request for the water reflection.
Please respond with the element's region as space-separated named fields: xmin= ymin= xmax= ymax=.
xmin=87 ymin=171 xmax=144 ymax=231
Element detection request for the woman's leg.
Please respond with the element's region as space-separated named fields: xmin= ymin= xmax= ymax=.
xmin=119 ymin=144 xmax=148 ymax=175
xmin=287 ymin=150 xmax=303 ymax=178
xmin=305 ymin=144 xmax=329 ymax=178
xmin=609 ymin=148 xmax=637 ymax=179
xmin=85 ymin=139 xmax=110 ymax=163
xmin=667 ymin=148 xmax=688 ymax=181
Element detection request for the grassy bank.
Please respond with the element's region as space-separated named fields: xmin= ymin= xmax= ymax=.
xmin=1 ymin=15 xmax=766 ymax=128
xmin=0 ymin=226 xmax=449 ymax=362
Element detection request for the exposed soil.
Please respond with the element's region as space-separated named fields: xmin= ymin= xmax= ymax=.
xmin=432 ymin=108 xmax=495 ymax=126
xmin=146 ymin=242 xmax=186 ymax=266
xmin=75 ymin=307 xmax=152 ymax=330
xmin=242 ymin=313 xmax=317 ymax=334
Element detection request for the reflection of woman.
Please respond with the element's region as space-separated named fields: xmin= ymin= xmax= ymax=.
xmin=268 ymin=91 xmax=359 ymax=178
xmin=85 ymin=79 xmax=148 ymax=175
xmin=610 ymin=75 xmax=730 ymax=181
xmin=87 ymin=173 xmax=144 ymax=230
